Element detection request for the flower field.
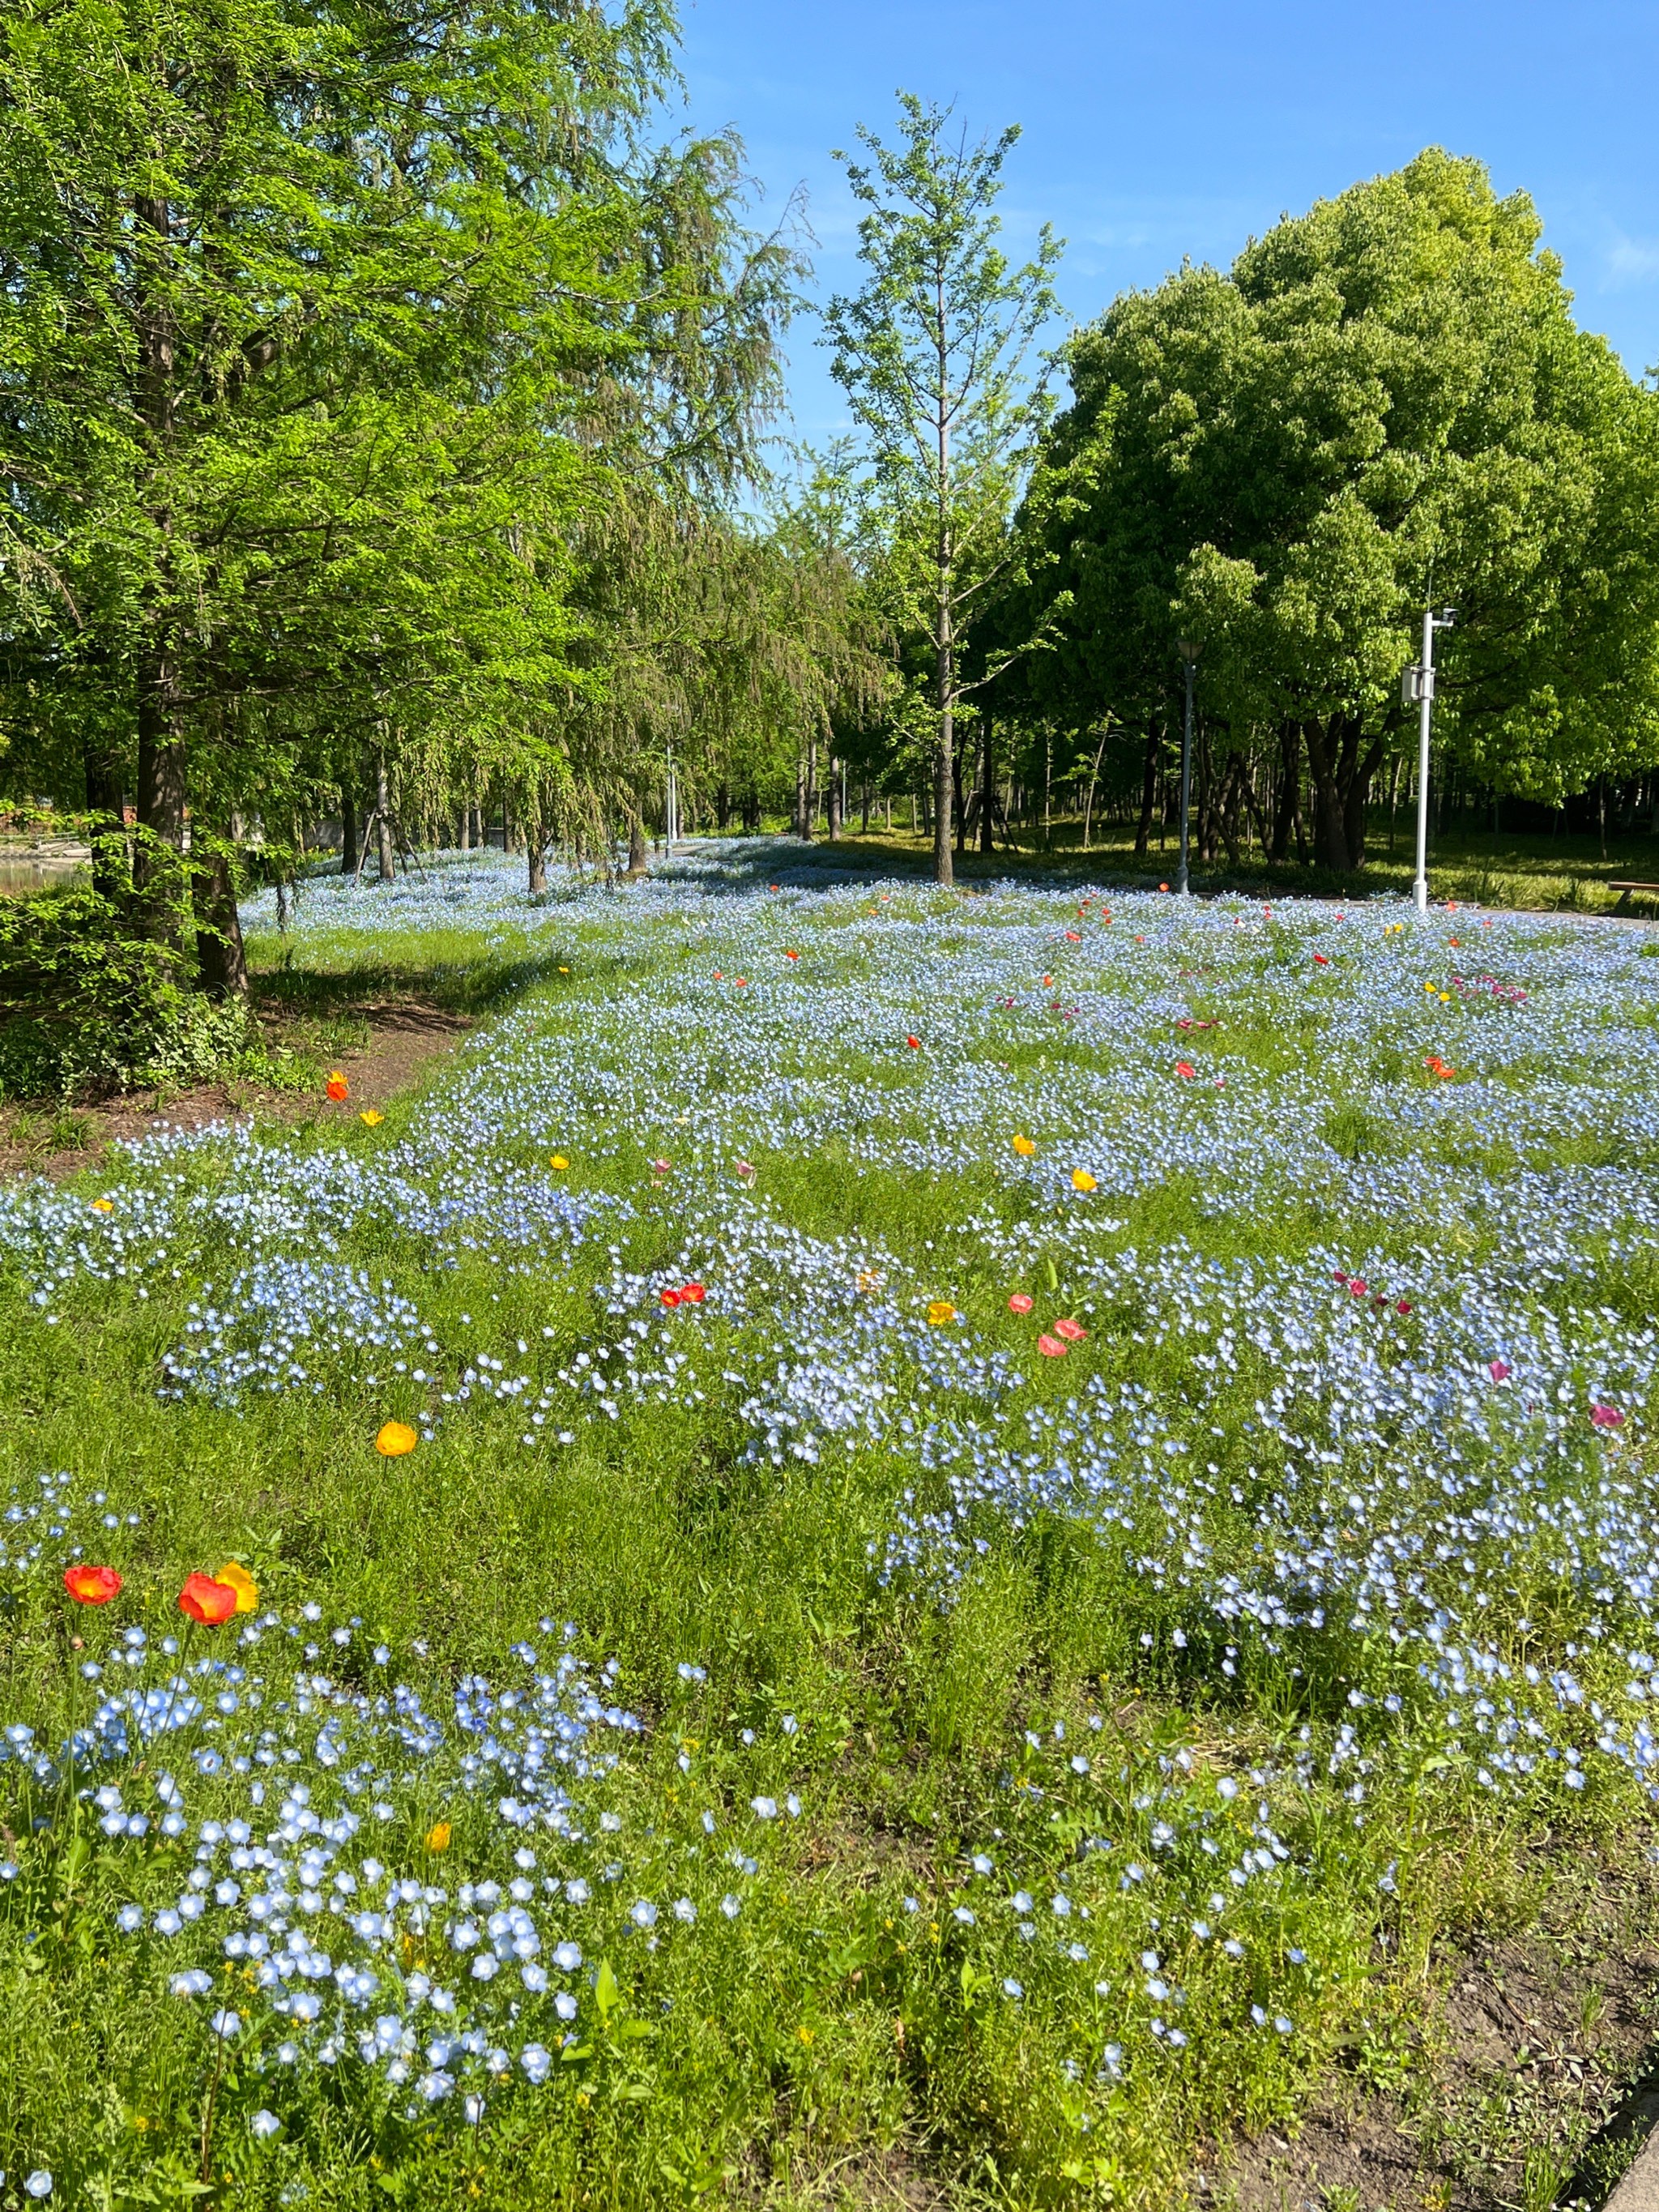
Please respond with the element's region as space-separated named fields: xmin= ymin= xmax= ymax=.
xmin=1 ymin=842 xmax=1657 ymax=2209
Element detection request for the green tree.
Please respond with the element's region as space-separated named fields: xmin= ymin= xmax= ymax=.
xmin=0 ymin=0 xmax=680 ymax=970
xmin=821 ymin=93 xmax=1062 ymax=886
xmin=1027 ymin=149 xmax=1659 ymax=871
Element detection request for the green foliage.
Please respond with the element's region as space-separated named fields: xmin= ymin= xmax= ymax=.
xmin=822 ymin=93 xmax=1065 ymax=883
xmin=0 ymin=884 xmax=258 ymax=1097
xmin=1017 ymin=148 xmax=1659 ymax=869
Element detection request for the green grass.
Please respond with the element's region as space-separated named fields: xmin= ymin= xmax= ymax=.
xmin=0 ymin=859 xmax=1656 ymax=2210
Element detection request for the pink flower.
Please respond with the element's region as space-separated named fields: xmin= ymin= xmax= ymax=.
xmin=1053 ymin=1317 xmax=1088 ymax=1343
xmin=1037 ymin=1334 xmax=1068 ymax=1358
xmin=1349 ymin=1279 xmax=1367 ymax=1298
xmin=1488 ymin=1360 xmax=1512 ymax=1383
xmin=1591 ymin=1403 xmax=1627 ymax=1429
xmin=735 ymin=1159 xmax=756 ymax=1182
xmin=1008 ymin=1294 xmax=1034 ymax=1314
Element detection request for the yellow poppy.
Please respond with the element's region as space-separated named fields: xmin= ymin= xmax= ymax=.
xmin=856 ymin=1268 xmax=884 ymax=1295
xmin=927 ymin=1300 xmax=957 ymax=1325
xmin=549 ymin=1154 xmax=569 ymax=1171
xmin=376 ymin=1420 xmax=418 ymax=1458
xmin=1071 ymin=1168 xmax=1098 ymax=1193
xmin=214 ymin=1561 xmax=259 ymax=1615
xmin=424 ymin=1821 xmax=452 ymax=1853
xmin=1013 ymin=1134 xmax=1035 ymax=1158
xmin=360 ymin=1109 xmax=384 ymax=1127
xmin=92 ymin=1197 xmax=114 ymax=1213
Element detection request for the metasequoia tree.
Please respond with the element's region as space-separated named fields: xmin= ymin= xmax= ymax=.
xmin=821 ymin=94 xmax=1062 ymax=886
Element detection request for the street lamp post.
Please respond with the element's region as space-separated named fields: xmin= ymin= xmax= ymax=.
xmin=1176 ymin=640 xmax=1199 ymax=896
xmin=665 ymin=741 xmax=679 ymax=852
xmin=1404 ymin=606 xmax=1456 ymax=913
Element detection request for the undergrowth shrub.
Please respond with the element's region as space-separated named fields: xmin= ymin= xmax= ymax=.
xmin=0 ymin=884 xmax=258 ymax=1099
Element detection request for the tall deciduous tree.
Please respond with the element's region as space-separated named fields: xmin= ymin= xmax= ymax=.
xmin=821 ymin=93 xmax=1062 ymax=886
xmin=1023 ymin=149 xmax=1659 ymax=870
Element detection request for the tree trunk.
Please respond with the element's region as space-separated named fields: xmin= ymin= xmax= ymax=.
xmin=134 ymin=651 xmax=187 ymax=944
xmin=83 ymin=741 xmax=129 ymax=903
xmin=627 ymin=813 xmax=646 ymax=873
xmin=1134 ymin=726 xmax=1159 ymax=856
xmin=934 ymin=685 xmax=955 ymax=888
xmin=1303 ymin=719 xmax=1350 ymax=871
xmin=528 ymin=827 xmax=548 ymax=895
xmin=715 ymin=783 xmax=731 ymax=831
xmin=827 ymin=760 xmax=842 ymax=842
xmin=375 ymin=750 xmax=395 ymax=881
xmin=340 ymin=785 xmax=357 ymax=874
xmin=194 ymin=844 xmax=248 ymax=998
xmin=1081 ymin=724 xmax=1107 ymax=854
xmin=1269 ymin=722 xmax=1302 ymax=862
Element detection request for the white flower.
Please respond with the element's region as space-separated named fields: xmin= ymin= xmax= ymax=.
xmin=249 ymin=2111 xmax=282 ymax=2141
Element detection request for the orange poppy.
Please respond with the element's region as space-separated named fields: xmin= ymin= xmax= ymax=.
xmin=1013 ymin=1134 xmax=1035 ymax=1157
xmin=376 ymin=1420 xmax=418 ymax=1457
xmin=64 ymin=1563 xmax=122 ymax=1605
xmin=906 ymin=1036 xmax=920 ymax=1049
xmin=326 ymin=1070 xmax=350 ymax=1102
xmin=1175 ymin=1061 xmax=1196 ymax=1080
xmin=178 ymin=1573 xmax=238 ymax=1626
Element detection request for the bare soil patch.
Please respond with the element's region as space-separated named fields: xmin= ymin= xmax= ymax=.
xmin=0 ymin=995 xmax=471 ymax=1181
xmin=1212 ymin=1835 xmax=1659 ymax=2210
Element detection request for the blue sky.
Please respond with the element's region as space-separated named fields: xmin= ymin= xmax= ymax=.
xmin=676 ymin=0 xmax=1659 ymax=450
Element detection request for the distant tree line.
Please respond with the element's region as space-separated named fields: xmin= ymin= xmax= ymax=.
xmin=3 ymin=23 xmax=1657 ymax=1001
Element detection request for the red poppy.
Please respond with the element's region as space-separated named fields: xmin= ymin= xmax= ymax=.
xmin=1397 ymin=1300 xmax=1413 ymax=1316
xmin=178 ymin=1573 xmax=238 ymax=1626
xmin=680 ymin=1282 xmax=706 ymax=1305
xmin=64 ymin=1563 xmax=122 ymax=1605
xmin=1349 ymin=1279 xmax=1367 ymax=1297
xmin=1064 ymin=930 xmax=1081 ymax=942
xmin=1313 ymin=952 xmax=1330 ymax=966
xmin=1037 ymin=1333 xmax=1068 ymax=1358
xmin=1009 ymin=1293 xmax=1034 ymax=1314
xmin=660 ymin=1287 xmax=682 ymax=1308
xmin=1488 ymin=1360 xmax=1512 ymax=1383
xmin=785 ymin=950 xmax=800 ymax=961
xmin=906 ymin=1036 xmax=920 ymax=1049
xmin=1175 ymin=1061 xmax=1196 ymax=1080
xmin=1053 ymin=1317 xmax=1088 ymax=1343
xmin=326 ymin=1070 xmax=349 ymax=1102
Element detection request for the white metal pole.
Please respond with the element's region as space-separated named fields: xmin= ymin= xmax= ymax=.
xmin=1413 ymin=604 xmax=1434 ymax=913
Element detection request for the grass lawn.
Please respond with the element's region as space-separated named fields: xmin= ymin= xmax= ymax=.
xmin=1 ymin=840 xmax=1657 ymax=2210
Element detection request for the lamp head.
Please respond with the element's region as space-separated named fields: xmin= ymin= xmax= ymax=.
xmin=1435 ymin=605 xmax=1458 ymax=628
xmin=1177 ymin=638 xmax=1200 ymax=664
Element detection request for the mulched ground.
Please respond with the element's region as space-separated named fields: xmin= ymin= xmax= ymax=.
xmin=0 ymin=996 xmax=472 ymax=1182
xmin=1214 ymin=1834 xmax=1659 ymax=2211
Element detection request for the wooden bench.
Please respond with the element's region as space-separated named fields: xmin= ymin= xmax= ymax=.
xmin=1610 ymin=880 xmax=1659 ymax=913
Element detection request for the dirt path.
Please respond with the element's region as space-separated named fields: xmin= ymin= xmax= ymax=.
xmin=0 ymin=996 xmax=472 ymax=1182
xmin=1213 ymin=1836 xmax=1659 ymax=2210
